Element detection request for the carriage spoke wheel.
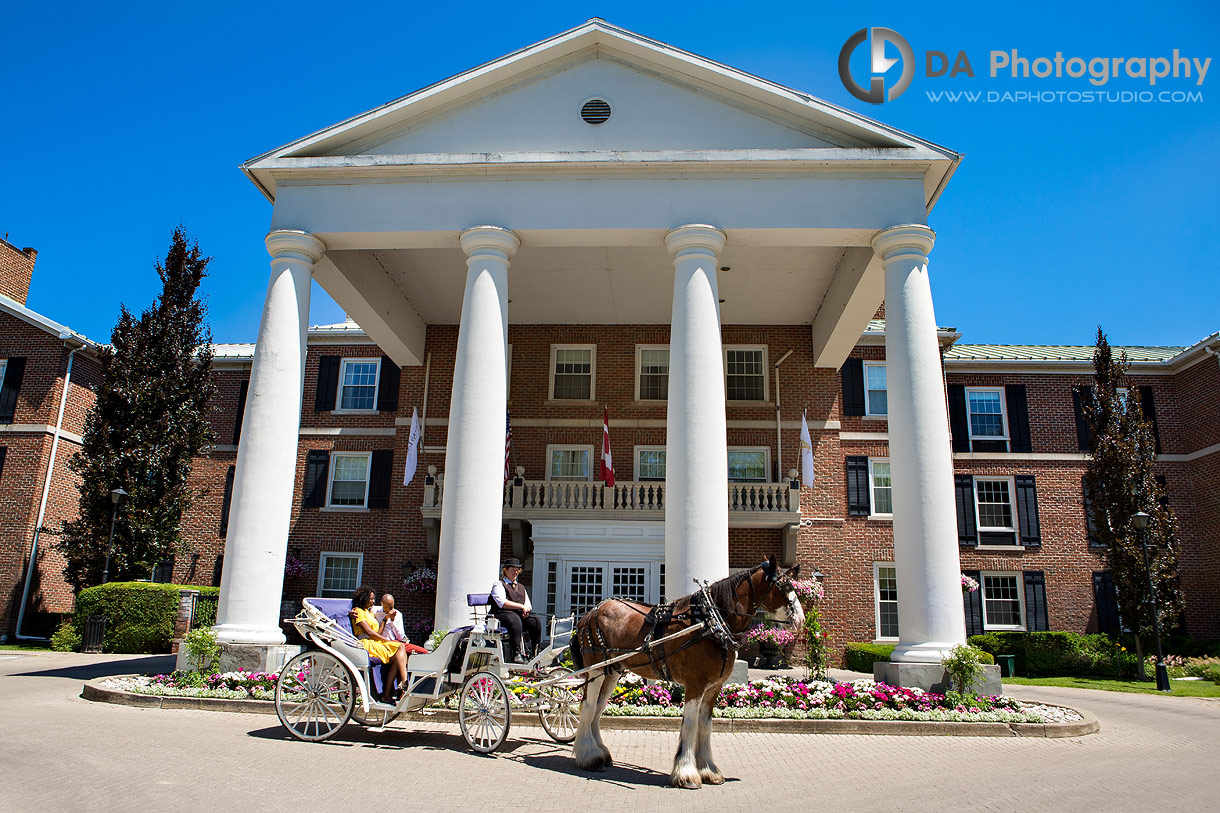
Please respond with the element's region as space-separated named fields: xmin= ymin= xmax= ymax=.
xmin=275 ymin=651 xmax=354 ymax=742
xmin=537 ymin=667 xmax=581 ymax=744
xmin=459 ymin=671 xmax=511 ymax=754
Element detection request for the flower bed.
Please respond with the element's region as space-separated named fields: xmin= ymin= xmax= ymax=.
xmin=101 ymin=671 xmax=1080 ymax=725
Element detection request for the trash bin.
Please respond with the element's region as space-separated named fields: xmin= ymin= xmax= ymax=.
xmin=996 ymin=654 xmax=1016 ymax=678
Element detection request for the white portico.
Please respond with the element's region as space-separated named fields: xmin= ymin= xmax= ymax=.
xmin=219 ymin=20 xmax=966 ymax=663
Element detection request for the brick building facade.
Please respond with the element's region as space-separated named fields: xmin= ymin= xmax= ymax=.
xmin=1 ymin=241 xmax=101 ymax=639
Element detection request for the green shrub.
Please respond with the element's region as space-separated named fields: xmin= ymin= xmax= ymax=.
xmin=50 ymin=620 xmax=82 ymax=652
xmin=185 ymin=628 xmax=221 ymax=672
xmin=71 ymin=583 xmax=220 ymax=654
xmin=942 ymin=644 xmax=988 ymax=694
xmin=969 ymin=631 xmax=1128 ymax=678
xmin=844 ymin=643 xmax=895 ymax=672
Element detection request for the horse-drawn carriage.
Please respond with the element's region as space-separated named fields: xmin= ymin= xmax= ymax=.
xmin=275 ymin=556 xmax=804 ymax=789
xmin=274 ymin=593 xmax=581 ymax=752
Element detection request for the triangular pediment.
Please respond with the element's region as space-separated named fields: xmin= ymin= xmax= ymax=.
xmin=244 ymin=20 xmax=958 ymax=204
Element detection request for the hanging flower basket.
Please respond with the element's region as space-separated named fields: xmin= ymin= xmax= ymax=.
xmin=402 ymin=567 xmax=438 ymax=594
xmin=283 ymin=555 xmax=309 ymax=579
xmin=961 ymin=574 xmax=980 ymax=593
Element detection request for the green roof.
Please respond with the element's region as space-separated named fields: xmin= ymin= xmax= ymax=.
xmin=944 ymin=345 xmax=1184 ymax=363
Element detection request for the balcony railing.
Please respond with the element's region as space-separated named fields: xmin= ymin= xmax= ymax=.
xmin=421 ymin=474 xmax=800 ymax=527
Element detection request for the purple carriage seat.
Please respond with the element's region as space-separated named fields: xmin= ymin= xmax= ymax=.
xmin=467 ymin=593 xmax=492 ymax=607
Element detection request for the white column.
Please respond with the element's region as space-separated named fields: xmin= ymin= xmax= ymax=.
xmin=664 ymin=225 xmax=729 ymax=592
xmin=214 ymin=230 xmax=324 ymax=644
xmin=873 ymin=224 xmax=965 ymax=663
xmin=433 ymin=226 xmax=519 ymax=632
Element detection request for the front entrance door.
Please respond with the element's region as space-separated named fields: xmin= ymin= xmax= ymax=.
xmin=561 ymin=560 xmax=657 ymax=617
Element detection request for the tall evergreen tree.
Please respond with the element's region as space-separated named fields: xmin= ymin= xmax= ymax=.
xmin=1083 ymin=327 xmax=1181 ymax=676
xmin=57 ymin=228 xmax=217 ymax=589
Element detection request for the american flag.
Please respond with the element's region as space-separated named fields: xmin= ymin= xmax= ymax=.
xmin=504 ymin=410 xmax=513 ymax=482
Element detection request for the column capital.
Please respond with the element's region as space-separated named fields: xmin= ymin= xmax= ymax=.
xmin=265 ymin=230 xmax=326 ymax=264
xmin=664 ymin=224 xmax=726 ymax=260
xmin=871 ymin=224 xmax=935 ymax=263
xmin=460 ymin=225 xmax=520 ymax=261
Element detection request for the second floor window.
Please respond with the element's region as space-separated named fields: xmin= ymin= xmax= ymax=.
xmin=548 ymin=445 xmax=593 ymax=480
xmin=865 ymin=363 xmax=887 ymax=415
xmin=551 ymin=346 xmax=595 ymax=400
xmin=967 ymin=388 xmax=1007 ymax=443
xmin=869 ymin=459 xmax=893 ymax=515
xmin=728 ymin=447 xmax=769 ymax=482
xmin=328 ymin=452 xmax=371 ymax=507
xmin=725 ymin=347 xmax=767 ymax=401
xmin=637 ymin=346 xmax=669 ymax=401
xmin=635 ymin=447 xmax=666 ymax=481
xmin=339 ymin=359 xmax=380 ymax=411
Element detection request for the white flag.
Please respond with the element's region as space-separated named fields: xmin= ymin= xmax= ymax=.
xmin=800 ymin=410 xmax=815 ymax=488
xmin=403 ymin=407 xmax=421 ymax=486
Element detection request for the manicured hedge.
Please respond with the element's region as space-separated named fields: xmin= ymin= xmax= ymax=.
xmin=844 ymin=643 xmax=895 ymax=672
xmin=968 ymin=631 xmax=1128 ymax=678
xmin=72 ymin=582 xmax=220 ymax=654
xmin=843 ymin=642 xmax=994 ymax=673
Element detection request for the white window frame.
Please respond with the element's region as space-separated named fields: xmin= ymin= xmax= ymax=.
xmin=325 ymin=451 xmax=372 ymax=509
xmin=317 ymin=552 xmax=364 ymax=598
xmin=724 ymin=345 xmax=770 ymax=403
xmin=873 ymin=563 xmax=899 ymax=642
xmin=980 ymin=571 xmax=1025 ymax=630
xmin=868 ymin=458 xmax=893 ymax=517
xmin=548 ymin=344 xmax=597 ymax=401
xmin=864 ymin=362 xmax=888 ymax=417
xmin=964 ymin=386 xmax=1009 ymax=443
xmin=546 ymin=444 xmax=595 ymax=481
xmin=727 ymin=446 xmax=771 ymax=483
xmin=634 ymin=344 xmax=669 ymax=402
xmin=633 ymin=446 xmax=667 ymax=481
xmin=334 ymin=357 xmax=381 ymax=414
xmin=974 ymin=476 xmax=1018 ymax=543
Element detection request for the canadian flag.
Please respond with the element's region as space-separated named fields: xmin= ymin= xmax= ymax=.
xmin=600 ymin=406 xmax=615 ymax=487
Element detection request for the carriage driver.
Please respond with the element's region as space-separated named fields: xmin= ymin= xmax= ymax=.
xmin=490 ymin=557 xmax=541 ymax=663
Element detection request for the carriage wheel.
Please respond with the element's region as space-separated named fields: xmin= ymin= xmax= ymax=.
xmin=459 ymin=671 xmax=512 ymax=754
xmin=275 ymin=651 xmax=355 ymax=742
xmin=537 ymin=667 xmax=581 ymax=743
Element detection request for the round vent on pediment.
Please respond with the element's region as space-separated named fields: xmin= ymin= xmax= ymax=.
xmin=581 ymin=98 xmax=612 ymax=125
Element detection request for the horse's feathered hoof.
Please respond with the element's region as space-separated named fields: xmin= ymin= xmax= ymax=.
xmin=671 ymin=769 xmax=703 ymax=789
xmin=700 ymin=768 xmax=725 ymax=785
xmin=576 ymin=754 xmax=612 ymax=772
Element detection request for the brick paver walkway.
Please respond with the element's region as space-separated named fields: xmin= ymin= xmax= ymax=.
xmin=1 ymin=652 xmax=1216 ymax=811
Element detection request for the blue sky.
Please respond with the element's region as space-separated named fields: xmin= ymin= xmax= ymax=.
xmin=3 ymin=1 xmax=1217 ymax=348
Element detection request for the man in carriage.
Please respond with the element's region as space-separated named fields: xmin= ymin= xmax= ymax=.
xmin=489 ymin=557 xmax=542 ymax=664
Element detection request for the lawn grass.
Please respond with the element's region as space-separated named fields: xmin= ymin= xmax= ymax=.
xmin=0 ymin=643 xmax=51 ymax=652
xmin=1004 ymin=675 xmax=1220 ymax=697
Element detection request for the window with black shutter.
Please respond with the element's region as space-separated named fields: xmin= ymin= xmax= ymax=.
xmin=840 ymin=358 xmax=865 ymax=417
xmin=303 ymin=450 xmax=330 ymax=507
xmin=212 ymin=554 xmax=224 ymax=587
xmin=845 ymin=456 xmax=870 ymax=515
xmin=1071 ymin=387 xmax=1091 ymax=451
xmin=1093 ymin=571 xmax=1119 ymax=634
xmin=1138 ymin=386 xmax=1162 ymax=454
xmin=1015 ymin=475 xmax=1041 ymax=546
xmin=1005 ymin=385 xmax=1032 ymax=453
xmin=954 ymin=473 xmax=977 ymax=545
xmin=368 ymin=449 xmax=394 ymax=509
xmin=314 ymin=356 xmax=340 ymax=412
xmin=219 ymin=465 xmax=235 ymax=537
xmin=1023 ymin=570 xmax=1049 ymax=631
xmin=376 ymin=356 xmax=400 ymax=413
xmin=232 ymin=380 xmax=249 ymax=445
xmin=963 ymin=569 xmax=984 ymax=636
xmin=0 ymin=446 xmax=6 ymax=479
xmin=0 ymin=357 xmax=27 ymax=424
xmin=947 ymin=385 xmax=970 ymax=452
xmin=152 ymin=555 xmax=175 ymax=584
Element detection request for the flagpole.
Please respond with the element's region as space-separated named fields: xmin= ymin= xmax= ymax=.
xmin=418 ymin=351 xmax=431 ymax=448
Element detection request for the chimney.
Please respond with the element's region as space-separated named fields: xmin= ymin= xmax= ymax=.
xmin=0 ymin=238 xmax=36 ymax=305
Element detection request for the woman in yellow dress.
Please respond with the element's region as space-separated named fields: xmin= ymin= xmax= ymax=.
xmin=348 ymin=585 xmax=410 ymax=703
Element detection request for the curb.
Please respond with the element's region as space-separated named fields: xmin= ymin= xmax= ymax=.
xmin=81 ymin=678 xmax=1098 ymax=737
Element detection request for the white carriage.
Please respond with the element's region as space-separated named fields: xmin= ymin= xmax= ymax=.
xmin=274 ymin=593 xmax=581 ymax=753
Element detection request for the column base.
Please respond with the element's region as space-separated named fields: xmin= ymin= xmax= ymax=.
xmin=212 ymin=622 xmax=288 ymax=646
xmin=874 ymin=662 xmax=1002 ymax=696
xmin=889 ymin=642 xmax=963 ymax=663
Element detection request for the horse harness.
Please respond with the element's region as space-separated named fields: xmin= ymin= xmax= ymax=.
xmin=577 ymin=578 xmax=759 ymax=681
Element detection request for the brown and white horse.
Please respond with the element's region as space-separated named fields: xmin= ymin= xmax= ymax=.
xmin=569 ymin=556 xmax=803 ymax=789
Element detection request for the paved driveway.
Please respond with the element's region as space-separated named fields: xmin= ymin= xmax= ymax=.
xmin=1 ymin=652 xmax=1216 ymax=812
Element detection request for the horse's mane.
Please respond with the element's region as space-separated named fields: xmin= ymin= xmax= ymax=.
xmin=704 ymin=566 xmax=761 ymax=612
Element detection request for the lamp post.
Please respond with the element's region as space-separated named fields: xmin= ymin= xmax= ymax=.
xmin=1132 ymin=510 xmax=1171 ymax=692
xmin=101 ymin=488 xmax=128 ymax=585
